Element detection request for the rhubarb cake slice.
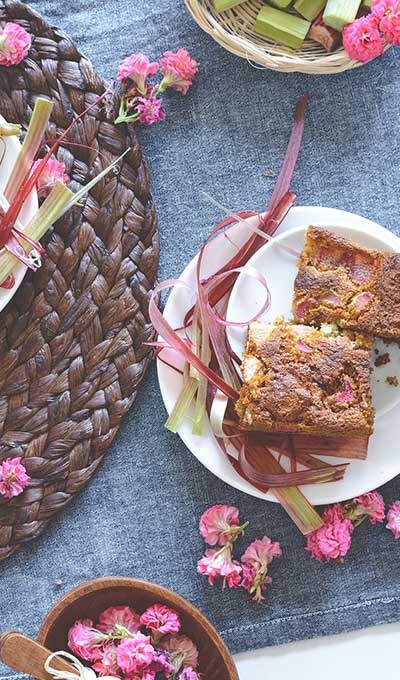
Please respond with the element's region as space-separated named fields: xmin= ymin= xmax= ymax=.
xmin=235 ymin=320 xmax=374 ymax=437
xmin=293 ymin=226 xmax=400 ymax=339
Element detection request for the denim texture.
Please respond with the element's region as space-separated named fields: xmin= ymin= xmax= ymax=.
xmin=0 ymin=0 xmax=400 ymax=671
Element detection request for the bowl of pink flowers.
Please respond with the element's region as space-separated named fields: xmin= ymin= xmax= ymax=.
xmin=37 ymin=577 xmax=238 ymax=680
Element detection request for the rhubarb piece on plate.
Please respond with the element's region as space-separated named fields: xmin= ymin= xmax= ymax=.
xmin=309 ymin=12 xmax=342 ymax=52
xmin=293 ymin=226 xmax=400 ymax=339
xmin=235 ymin=320 xmax=374 ymax=437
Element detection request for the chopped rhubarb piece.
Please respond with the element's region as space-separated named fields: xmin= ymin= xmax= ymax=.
xmin=334 ymin=378 xmax=354 ymax=404
xmin=309 ymin=12 xmax=342 ymax=52
xmin=348 ymin=258 xmax=374 ymax=283
xmin=297 ymin=338 xmax=313 ymax=353
xmin=352 ymin=291 xmax=373 ymax=312
xmin=296 ymin=297 xmax=317 ymax=320
xmin=0 ymin=273 xmax=15 ymax=289
xmin=323 ymin=292 xmax=341 ymax=306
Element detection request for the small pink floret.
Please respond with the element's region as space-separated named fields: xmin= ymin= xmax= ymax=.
xmin=98 ymin=605 xmax=141 ymax=635
xmin=343 ymin=15 xmax=384 ymax=63
xmin=0 ymin=456 xmax=30 ymax=498
xmin=0 ymin=22 xmax=31 ymax=66
xmin=159 ymin=635 xmax=199 ymax=670
xmin=160 ymin=48 xmax=198 ymax=94
xmin=334 ymin=379 xmax=354 ymax=404
xmin=68 ymin=619 xmax=104 ymax=661
xmin=92 ymin=642 xmax=121 ymax=678
xmin=116 ymin=633 xmax=155 ymax=675
xmin=306 ymin=515 xmax=353 ymax=562
xmin=241 ymin=536 xmax=282 ymax=568
xmin=386 ymin=500 xmax=400 ymax=538
xmin=137 ymin=97 xmax=165 ymax=125
xmin=353 ymin=491 xmax=385 ymax=525
xmin=372 ymin=1 xmax=400 ymax=44
xmin=31 ymin=157 xmax=68 ymax=198
xmin=140 ymin=603 xmax=181 ymax=636
xmin=197 ymin=545 xmax=242 ymax=588
xmin=117 ymin=52 xmax=159 ymax=92
xmin=352 ymin=291 xmax=373 ymax=312
xmin=199 ymin=503 xmax=240 ymax=545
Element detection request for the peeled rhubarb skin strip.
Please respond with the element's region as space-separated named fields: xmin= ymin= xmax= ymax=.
xmin=323 ymin=0 xmax=361 ymax=31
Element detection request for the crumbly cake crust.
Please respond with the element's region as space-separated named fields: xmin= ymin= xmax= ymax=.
xmin=292 ymin=226 xmax=400 ymax=339
xmin=235 ymin=320 xmax=374 ymax=437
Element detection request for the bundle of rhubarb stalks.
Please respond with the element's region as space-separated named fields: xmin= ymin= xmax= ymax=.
xmin=0 ymin=94 xmax=126 ymax=289
xmin=214 ymin=0 xmax=371 ymax=53
xmin=151 ymin=95 xmax=371 ymax=536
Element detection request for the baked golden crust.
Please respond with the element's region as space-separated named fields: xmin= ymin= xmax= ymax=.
xmin=293 ymin=226 xmax=400 ymax=339
xmin=235 ymin=320 xmax=374 ymax=437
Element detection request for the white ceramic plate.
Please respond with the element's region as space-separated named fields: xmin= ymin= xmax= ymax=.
xmin=0 ymin=116 xmax=38 ymax=313
xmin=157 ymin=207 xmax=400 ymax=505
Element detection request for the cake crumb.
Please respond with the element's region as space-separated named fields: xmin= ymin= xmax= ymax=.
xmin=385 ymin=376 xmax=399 ymax=387
xmin=375 ymin=352 xmax=390 ymax=367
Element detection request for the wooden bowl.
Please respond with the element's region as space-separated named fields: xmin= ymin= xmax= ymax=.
xmin=37 ymin=577 xmax=239 ymax=680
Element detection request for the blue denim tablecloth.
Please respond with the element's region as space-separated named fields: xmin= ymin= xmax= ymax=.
xmin=1 ymin=0 xmax=400 ymax=672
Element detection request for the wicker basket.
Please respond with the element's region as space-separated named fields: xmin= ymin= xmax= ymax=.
xmin=185 ymin=0 xmax=380 ymax=74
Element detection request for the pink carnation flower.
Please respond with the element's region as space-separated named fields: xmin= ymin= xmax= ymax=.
xmin=140 ymin=604 xmax=181 ymax=637
xmin=136 ymin=97 xmax=165 ymax=125
xmin=352 ymin=491 xmax=385 ymax=525
xmin=306 ymin=516 xmax=353 ymax=562
xmin=386 ymin=501 xmax=400 ymax=538
xmin=31 ymin=157 xmax=68 ymax=199
xmin=160 ymin=49 xmax=198 ymax=94
xmin=199 ymin=504 xmax=240 ymax=546
xmin=241 ymin=536 xmax=281 ymax=603
xmin=116 ymin=633 xmax=155 ymax=675
xmin=68 ymin=619 xmax=105 ymax=661
xmin=159 ymin=635 xmax=199 ymax=670
xmin=0 ymin=22 xmax=31 ymax=66
xmin=322 ymin=503 xmax=345 ymax=524
xmin=98 ymin=605 xmax=141 ymax=635
xmin=93 ymin=643 xmax=121 ymax=677
xmin=343 ymin=15 xmax=384 ymax=62
xmin=372 ymin=0 xmax=400 ymax=43
xmin=152 ymin=651 xmax=175 ymax=677
xmin=117 ymin=52 xmax=159 ymax=94
xmin=0 ymin=457 xmax=30 ymax=498
xmin=197 ymin=545 xmax=242 ymax=588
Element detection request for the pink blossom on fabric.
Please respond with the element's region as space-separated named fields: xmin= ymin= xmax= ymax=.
xmin=322 ymin=503 xmax=345 ymax=523
xmin=197 ymin=545 xmax=242 ymax=588
xmin=31 ymin=157 xmax=68 ymax=198
xmin=241 ymin=536 xmax=282 ymax=568
xmin=199 ymin=504 xmax=240 ymax=546
xmin=386 ymin=501 xmax=400 ymax=538
xmin=140 ymin=604 xmax=181 ymax=636
xmin=352 ymin=491 xmax=385 ymax=524
xmin=136 ymin=97 xmax=165 ymax=125
xmin=98 ymin=605 xmax=141 ymax=635
xmin=160 ymin=49 xmax=198 ymax=94
xmin=240 ymin=536 xmax=281 ymax=603
xmin=306 ymin=516 xmax=353 ymax=562
xmin=93 ymin=643 xmax=121 ymax=677
xmin=0 ymin=22 xmax=31 ymax=66
xmin=159 ymin=635 xmax=199 ymax=670
xmin=343 ymin=15 xmax=384 ymax=63
xmin=116 ymin=634 xmax=155 ymax=675
xmin=0 ymin=457 xmax=30 ymax=498
xmin=117 ymin=52 xmax=159 ymax=93
xmin=67 ymin=619 xmax=104 ymax=661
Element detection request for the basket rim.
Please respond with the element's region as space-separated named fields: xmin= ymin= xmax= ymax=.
xmin=184 ymin=0 xmax=389 ymax=74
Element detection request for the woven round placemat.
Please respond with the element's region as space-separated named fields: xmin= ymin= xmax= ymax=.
xmin=0 ymin=0 xmax=159 ymax=560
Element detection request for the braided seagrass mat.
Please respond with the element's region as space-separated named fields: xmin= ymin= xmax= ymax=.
xmin=0 ymin=0 xmax=159 ymax=560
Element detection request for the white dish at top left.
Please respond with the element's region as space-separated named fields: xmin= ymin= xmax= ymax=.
xmin=0 ymin=114 xmax=38 ymax=313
